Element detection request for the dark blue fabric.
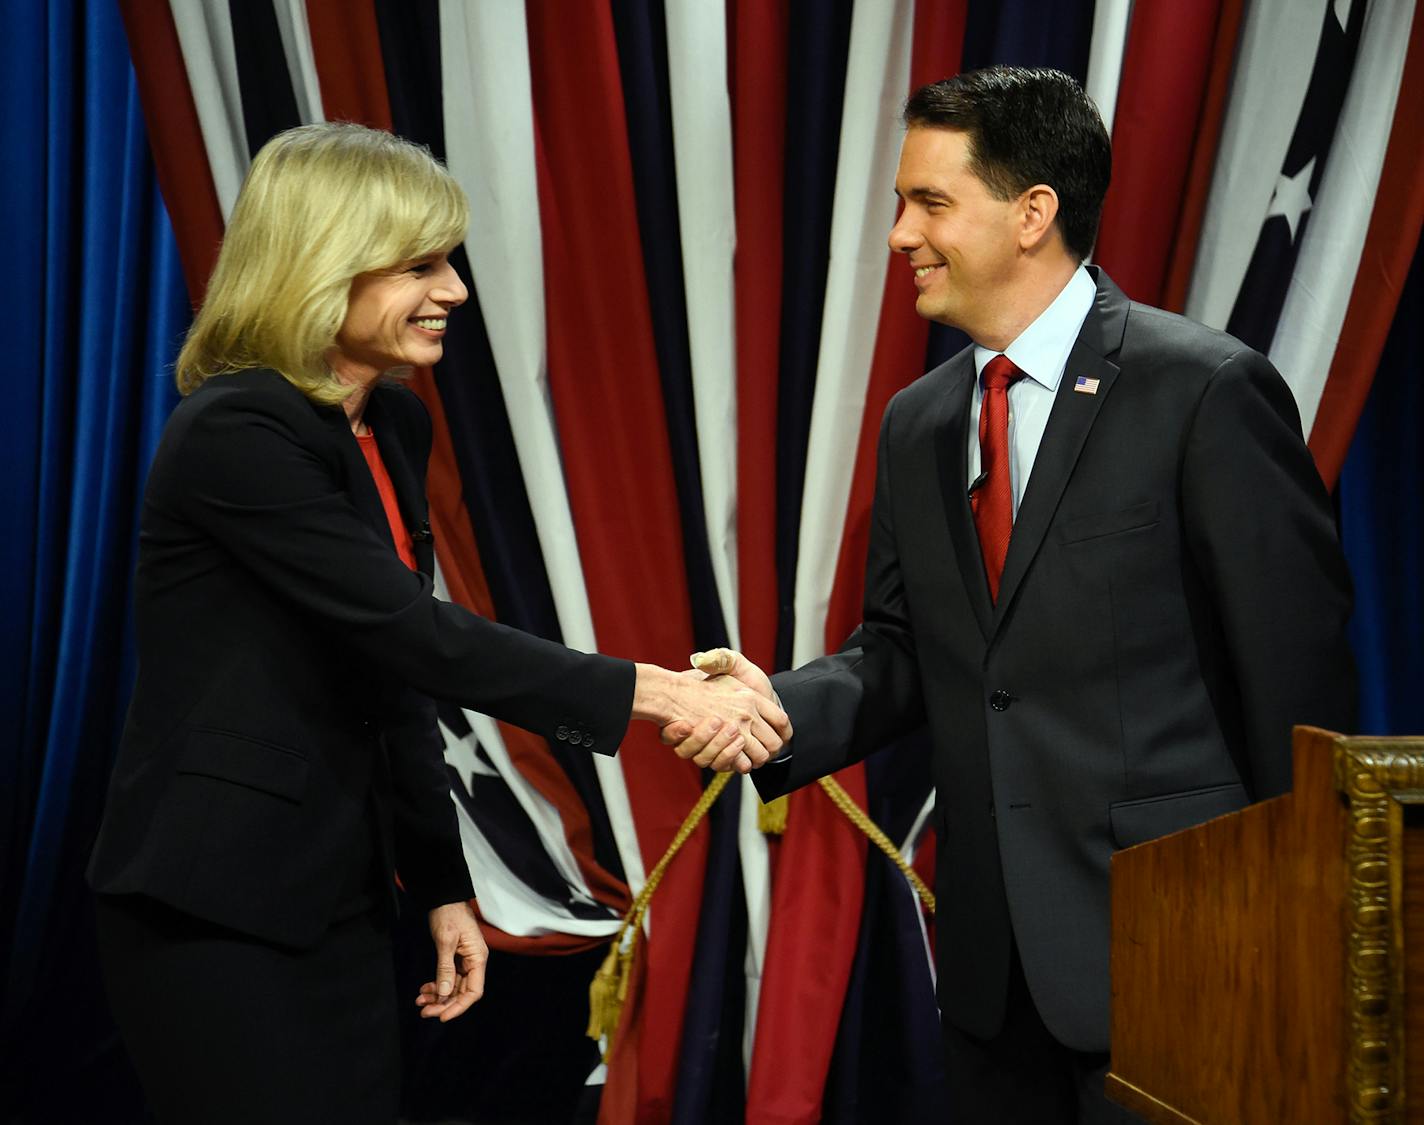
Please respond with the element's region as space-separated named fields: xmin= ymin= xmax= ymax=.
xmin=228 ymin=0 xmax=302 ymax=155
xmin=604 ymin=7 xmax=747 ymax=1118
xmin=0 ymin=1 xmax=186 ymax=1115
xmin=775 ymin=0 xmax=856 ymax=673
xmin=1340 ymin=238 xmax=1424 ymax=735
xmin=610 ymin=0 xmax=729 ymax=653
xmin=824 ymin=735 xmax=942 ymax=1123
xmin=960 ymin=0 xmax=1097 ymax=78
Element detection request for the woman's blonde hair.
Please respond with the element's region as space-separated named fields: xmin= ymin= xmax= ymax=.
xmin=177 ymin=122 xmax=469 ymax=403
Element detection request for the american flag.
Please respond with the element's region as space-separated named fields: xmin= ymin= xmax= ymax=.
xmin=1074 ymin=375 xmax=1102 ymax=395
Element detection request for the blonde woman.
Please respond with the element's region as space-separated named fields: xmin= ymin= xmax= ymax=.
xmin=88 ymin=123 xmax=787 ymax=1125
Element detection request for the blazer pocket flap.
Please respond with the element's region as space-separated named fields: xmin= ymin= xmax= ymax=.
xmin=1110 ymin=781 xmax=1247 ymax=850
xmin=1059 ymin=501 xmax=1160 ymax=544
xmin=177 ymin=729 xmax=310 ymax=803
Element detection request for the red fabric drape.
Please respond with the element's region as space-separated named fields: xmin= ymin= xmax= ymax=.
xmin=1093 ymin=1 xmax=1224 ymax=306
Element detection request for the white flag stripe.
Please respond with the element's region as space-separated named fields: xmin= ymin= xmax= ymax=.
xmin=1084 ymin=0 xmax=1134 ymax=136
xmin=1184 ymin=0 xmax=1324 ymax=330
xmin=792 ymin=0 xmax=915 ymax=667
xmin=664 ymin=0 xmax=741 ymax=654
xmin=436 ymin=0 xmax=647 ymax=898
xmin=271 ymin=0 xmax=325 ymax=125
xmin=900 ymin=789 xmax=937 ymax=984
xmin=737 ymin=773 xmax=772 ymax=1072
xmin=1270 ymin=0 xmax=1415 ymax=435
xmin=663 ymin=0 xmax=773 ymax=1067
xmin=167 ymin=0 xmax=249 ymax=218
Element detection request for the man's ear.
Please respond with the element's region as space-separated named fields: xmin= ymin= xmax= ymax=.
xmin=1019 ymin=184 xmax=1060 ymax=251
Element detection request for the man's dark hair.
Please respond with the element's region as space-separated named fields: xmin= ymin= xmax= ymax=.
xmin=903 ymin=66 xmax=1111 ymax=261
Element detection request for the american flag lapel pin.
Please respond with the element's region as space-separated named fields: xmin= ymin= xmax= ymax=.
xmin=1073 ymin=375 xmax=1100 ymax=395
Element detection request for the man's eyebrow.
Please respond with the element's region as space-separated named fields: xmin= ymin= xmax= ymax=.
xmin=896 ymin=186 xmax=951 ymax=203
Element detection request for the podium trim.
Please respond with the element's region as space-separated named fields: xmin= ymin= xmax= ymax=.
xmin=1334 ymin=738 xmax=1423 ymax=1125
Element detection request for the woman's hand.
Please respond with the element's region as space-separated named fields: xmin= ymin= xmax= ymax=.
xmin=415 ymin=900 xmax=488 ymax=1021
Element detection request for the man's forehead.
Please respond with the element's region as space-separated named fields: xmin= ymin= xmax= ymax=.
xmin=895 ymin=127 xmax=972 ymax=187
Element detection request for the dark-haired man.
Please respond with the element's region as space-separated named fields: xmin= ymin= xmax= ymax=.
xmin=669 ymin=66 xmax=1354 ymax=1122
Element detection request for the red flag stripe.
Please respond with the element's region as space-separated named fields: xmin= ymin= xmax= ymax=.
xmin=523 ymin=2 xmax=707 ymax=1118
xmin=1308 ymin=3 xmax=1424 ymax=487
xmin=303 ymin=0 xmax=394 ymax=131
xmin=1093 ymin=2 xmax=1223 ymax=306
xmin=731 ymin=0 xmax=789 ymax=674
xmin=1159 ymin=0 xmax=1247 ymax=314
xmin=117 ymin=0 xmax=224 ymax=304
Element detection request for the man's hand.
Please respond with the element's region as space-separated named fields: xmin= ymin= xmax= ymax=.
xmin=659 ymin=649 xmax=788 ymax=771
xmin=632 ymin=654 xmax=790 ymax=773
xmin=415 ymin=900 xmax=488 ymax=1022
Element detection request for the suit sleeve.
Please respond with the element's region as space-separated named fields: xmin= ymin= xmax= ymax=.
xmin=754 ymin=396 xmax=927 ymax=801
xmin=383 ymin=692 xmax=475 ymax=910
xmin=162 ymin=383 xmax=634 ymax=749
xmin=1180 ymin=348 xmax=1356 ymax=797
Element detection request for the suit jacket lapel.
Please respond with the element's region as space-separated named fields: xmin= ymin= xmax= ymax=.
xmin=366 ymin=389 xmax=435 ymax=577
xmin=933 ymin=351 xmax=994 ymax=641
xmin=992 ymin=271 xmax=1128 ymax=631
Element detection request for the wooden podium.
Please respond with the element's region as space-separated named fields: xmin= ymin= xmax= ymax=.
xmin=1106 ymin=727 xmax=1424 ymax=1124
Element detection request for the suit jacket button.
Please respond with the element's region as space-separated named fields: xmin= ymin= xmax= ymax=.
xmin=556 ymin=725 xmax=569 ymax=741
xmin=583 ymin=735 xmax=595 ymax=749
xmin=989 ymin=690 xmax=1012 ymax=712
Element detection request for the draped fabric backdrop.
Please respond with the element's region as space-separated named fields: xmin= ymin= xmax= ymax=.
xmin=4 ymin=1 xmax=1422 ymax=1122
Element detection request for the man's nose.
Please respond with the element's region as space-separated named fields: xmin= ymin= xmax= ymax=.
xmin=887 ymin=214 xmax=920 ymax=254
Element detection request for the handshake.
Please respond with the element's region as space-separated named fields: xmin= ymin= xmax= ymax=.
xmin=633 ymin=648 xmax=789 ymax=775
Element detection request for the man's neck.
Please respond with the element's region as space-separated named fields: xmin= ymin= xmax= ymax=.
xmin=970 ymin=258 xmax=1081 ymax=352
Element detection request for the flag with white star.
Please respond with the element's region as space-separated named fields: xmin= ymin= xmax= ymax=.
xmin=1226 ymin=0 xmax=1365 ymax=352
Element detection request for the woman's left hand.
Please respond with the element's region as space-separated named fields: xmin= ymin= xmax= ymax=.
xmin=415 ymin=900 xmax=489 ymax=1021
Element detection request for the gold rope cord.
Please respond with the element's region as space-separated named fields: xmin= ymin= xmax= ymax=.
xmin=587 ymin=766 xmax=936 ymax=1055
xmin=586 ymin=770 xmax=734 ymax=1056
xmin=816 ymin=776 xmax=935 ymax=914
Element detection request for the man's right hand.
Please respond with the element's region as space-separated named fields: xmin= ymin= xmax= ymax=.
xmin=659 ymin=649 xmax=788 ymax=769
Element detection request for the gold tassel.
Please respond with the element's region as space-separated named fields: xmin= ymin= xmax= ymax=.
xmin=758 ymin=793 xmax=789 ymax=835
xmin=586 ymin=929 xmax=637 ymax=1055
xmin=587 ymin=772 xmax=733 ymax=1054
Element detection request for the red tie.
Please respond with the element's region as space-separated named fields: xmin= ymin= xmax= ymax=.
xmin=972 ymin=355 xmax=1024 ymax=603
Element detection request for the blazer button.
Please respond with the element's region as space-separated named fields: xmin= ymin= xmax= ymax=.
xmin=569 ymin=729 xmax=582 ymax=744
xmin=583 ymin=735 xmax=595 ymax=749
xmin=556 ymin=725 xmax=569 ymax=741
xmin=989 ymin=690 xmax=1013 ymax=712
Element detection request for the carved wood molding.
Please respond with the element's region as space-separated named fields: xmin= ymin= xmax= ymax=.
xmin=1334 ymin=740 xmax=1424 ymax=1125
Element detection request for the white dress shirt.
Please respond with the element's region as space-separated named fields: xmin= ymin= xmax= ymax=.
xmin=968 ymin=266 xmax=1097 ymax=517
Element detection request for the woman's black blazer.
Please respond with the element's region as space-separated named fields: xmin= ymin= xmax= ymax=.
xmin=88 ymin=368 xmax=633 ymax=948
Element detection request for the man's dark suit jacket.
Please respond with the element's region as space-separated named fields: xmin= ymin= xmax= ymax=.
xmin=754 ymin=270 xmax=1355 ymax=1053
xmin=88 ymin=368 xmax=633 ymax=949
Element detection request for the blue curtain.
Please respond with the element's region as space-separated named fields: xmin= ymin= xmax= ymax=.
xmin=1339 ymin=240 xmax=1424 ymax=736
xmin=0 ymin=1 xmax=188 ymax=1115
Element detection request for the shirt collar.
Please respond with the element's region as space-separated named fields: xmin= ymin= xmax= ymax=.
xmin=973 ymin=265 xmax=1097 ymax=391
